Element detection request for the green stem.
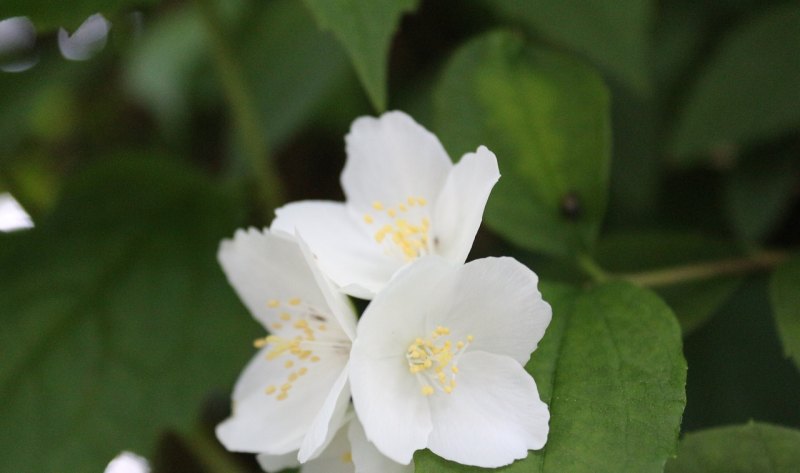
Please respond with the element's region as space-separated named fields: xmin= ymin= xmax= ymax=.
xmin=195 ymin=0 xmax=283 ymax=213
xmin=182 ymin=426 xmax=250 ymax=473
xmin=619 ymin=249 xmax=789 ymax=288
xmin=577 ymin=253 xmax=609 ymax=283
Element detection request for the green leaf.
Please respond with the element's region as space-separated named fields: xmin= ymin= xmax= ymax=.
xmin=670 ymin=4 xmax=800 ymax=161
xmin=0 ymin=0 xmax=158 ymax=31
xmin=0 ymin=156 xmax=258 ymax=472
xmin=299 ymin=0 xmax=419 ymax=111
xmin=724 ymin=151 xmax=799 ymax=242
xmin=665 ymin=422 xmax=800 ymax=473
xmin=415 ymin=282 xmax=686 ymax=472
xmin=770 ymin=254 xmax=800 ymax=370
xmin=479 ymin=0 xmax=654 ymax=93
xmin=434 ymin=31 xmax=611 ymax=258
xmin=596 ymin=232 xmax=743 ymax=334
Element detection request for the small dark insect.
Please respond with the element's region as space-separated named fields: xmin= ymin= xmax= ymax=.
xmin=560 ymin=191 xmax=582 ymax=220
xmin=310 ymin=312 xmax=327 ymax=322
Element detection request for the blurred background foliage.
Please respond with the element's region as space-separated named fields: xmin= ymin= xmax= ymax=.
xmin=0 ymin=0 xmax=799 ymax=472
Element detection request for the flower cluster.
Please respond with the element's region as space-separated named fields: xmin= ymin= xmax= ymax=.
xmin=216 ymin=111 xmax=552 ymax=472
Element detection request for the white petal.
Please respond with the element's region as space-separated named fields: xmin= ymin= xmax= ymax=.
xmin=0 ymin=16 xmax=38 ymax=72
xmin=348 ymin=416 xmax=414 ymax=473
xmin=432 ymin=146 xmax=500 ymax=262
xmin=272 ymin=201 xmax=396 ymax=298
xmin=350 ymin=259 xmax=458 ymax=464
xmin=257 ymin=452 xmax=300 ymax=473
xmin=216 ymin=348 xmax=348 ymax=454
xmin=301 ymin=423 xmax=355 ymax=473
xmin=433 ymin=257 xmax=551 ymax=365
xmin=298 ymin=362 xmax=351 ymax=462
xmin=58 ymin=13 xmax=111 ymax=61
xmin=427 ymin=351 xmax=549 ymax=467
xmin=104 ymin=452 xmax=150 ymax=473
xmin=217 ymin=228 xmax=347 ymax=335
xmin=0 ymin=193 xmax=34 ymax=232
xmin=342 ymin=111 xmax=451 ymax=215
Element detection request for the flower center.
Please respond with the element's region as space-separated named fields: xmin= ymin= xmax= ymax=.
xmin=406 ymin=326 xmax=473 ymax=396
xmin=362 ymin=197 xmax=431 ymax=262
xmin=255 ymin=296 xmax=348 ymax=401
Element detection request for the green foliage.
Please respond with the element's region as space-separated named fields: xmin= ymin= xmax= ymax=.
xmin=479 ymin=0 xmax=654 ymax=92
xmin=665 ymin=422 xmax=800 ymax=473
xmin=770 ymin=255 xmax=800 ymax=371
xmin=415 ymin=282 xmax=687 ymax=472
xmin=299 ymin=0 xmax=419 ymax=112
xmin=670 ymin=4 xmax=800 ymax=161
xmin=0 ymin=157 xmax=257 ymax=472
xmin=434 ymin=31 xmax=610 ymax=257
xmin=596 ymin=232 xmax=743 ymax=334
xmin=0 ymin=0 xmax=157 ymax=31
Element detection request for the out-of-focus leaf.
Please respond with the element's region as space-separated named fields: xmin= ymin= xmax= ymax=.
xmin=670 ymin=4 xmax=800 ymax=161
xmin=415 ymin=282 xmax=686 ymax=472
xmin=665 ymin=422 xmax=800 ymax=473
xmin=241 ymin=0 xmax=351 ymax=147
xmin=597 ymin=231 xmax=743 ymax=334
xmin=0 ymin=156 xmax=257 ymax=472
xmin=0 ymin=0 xmax=157 ymax=31
xmin=299 ymin=0 xmax=420 ymax=111
xmin=725 ymin=150 xmax=799 ymax=242
xmin=478 ymin=0 xmax=654 ymax=93
xmin=435 ymin=31 xmax=610 ymax=258
xmin=770 ymin=254 xmax=800 ymax=370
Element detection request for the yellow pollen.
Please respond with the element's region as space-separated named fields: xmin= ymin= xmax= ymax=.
xmin=267 ymin=299 xmax=280 ymax=308
xmin=451 ymin=366 xmax=459 ymax=374
xmin=372 ymin=201 xmax=384 ymax=210
xmin=363 ymin=214 xmax=374 ymax=224
xmin=298 ymin=367 xmax=308 ymax=376
xmin=294 ymin=319 xmax=309 ymax=329
xmin=341 ymin=452 xmax=353 ymax=464
xmin=288 ymin=373 xmax=299 ymax=382
xmin=284 ymin=360 xmax=294 ymax=368
xmin=276 ymin=392 xmax=288 ymax=401
xmin=406 ymin=326 xmax=472 ymax=396
xmin=281 ymin=383 xmax=292 ymax=391
xmin=417 ymin=197 xmax=427 ymax=206
xmin=288 ymin=298 xmax=301 ymax=306
xmin=399 ymin=204 xmax=408 ymax=212
xmin=253 ymin=337 xmax=268 ymax=348
xmin=387 ymin=208 xmax=397 ymax=218
xmin=444 ymin=385 xmax=454 ymax=393
xmin=318 ymin=324 xmax=327 ymax=331
xmin=421 ymin=386 xmax=435 ymax=396
xmin=467 ymin=335 xmax=474 ymax=342
xmin=456 ymin=341 xmax=464 ymax=349
xmin=271 ymin=323 xmax=283 ymax=330
xmin=311 ymin=355 xmax=320 ymax=362
xmin=265 ymin=385 xmax=276 ymax=395
xmin=279 ymin=313 xmax=291 ymax=321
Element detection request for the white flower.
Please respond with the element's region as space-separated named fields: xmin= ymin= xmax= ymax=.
xmin=258 ymin=415 xmax=413 ymax=473
xmin=0 ymin=193 xmax=34 ymax=232
xmin=104 ymin=452 xmax=149 ymax=473
xmin=215 ymin=229 xmax=356 ymax=462
xmin=271 ymin=111 xmax=500 ymax=299
xmin=0 ymin=16 xmax=38 ymax=72
xmin=349 ymin=256 xmax=551 ymax=468
xmin=58 ymin=13 xmax=111 ymax=61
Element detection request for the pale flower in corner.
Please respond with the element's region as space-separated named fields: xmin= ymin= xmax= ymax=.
xmin=349 ymin=256 xmax=551 ymax=468
xmin=215 ymin=229 xmax=356 ymax=462
xmin=104 ymin=452 xmax=149 ymax=473
xmin=271 ymin=110 xmax=500 ymax=299
xmin=257 ymin=414 xmax=413 ymax=473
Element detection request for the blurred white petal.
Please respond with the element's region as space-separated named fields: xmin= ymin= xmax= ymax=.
xmin=0 ymin=193 xmax=34 ymax=232
xmin=104 ymin=452 xmax=150 ymax=473
xmin=0 ymin=16 xmax=38 ymax=72
xmin=59 ymin=13 xmax=111 ymax=61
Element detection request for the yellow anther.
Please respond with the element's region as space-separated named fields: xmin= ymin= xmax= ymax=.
xmin=456 ymin=341 xmax=464 ymax=349
xmin=451 ymin=366 xmax=459 ymax=374
xmin=341 ymin=452 xmax=353 ymax=464
xmin=284 ymin=360 xmax=294 ymax=369
xmin=416 ymin=338 xmax=424 ymax=345
xmin=421 ymin=386 xmax=435 ymax=396
xmin=281 ymin=383 xmax=292 ymax=391
xmin=467 ymin=335 xmax=474 ymax=342
xmin=399 ymin=204 xmax=408 ymax=212
xmin=318 ymin=324 xmax=326 ymax=331
xmin=311 ymin=356 xmax=321 ymax=362
xmin=288 ymin=373 xmax=299 ymax=382
xmin=387 ymin=208 xmax=397 ymax=218
xmin=279 ymin=313 xmax=291 ymax=321
xmin=423 ymin=359 xmax=433 ymax=368
xmin=265 ymin=385 xmax=276 ymax=395
xmin=271 ymin=323 xmax=283 ymax=330
xmin=253 ymin=337 xmax=268 ymax=348
xmin=267 ymin=299 xmax=280 ymax=308
xmin=444 ymin=385 xmax=454 ymax=394
xmin=289 ymin=298 xmax=301 ymax=306
xmin=363 ymin=214 xmax=374 ymax=224
xmin=276 ymin=392 xmax=288 ymax=401
xmin=372 ymin=201 xmax=384 ymax=210
xmin=294 ymin=319 xmax=309 ymax=329
xmin=298 ymin=367 xmax=308 ymax=376
xmin=417 ymin=197 xmax=427 ymax=206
